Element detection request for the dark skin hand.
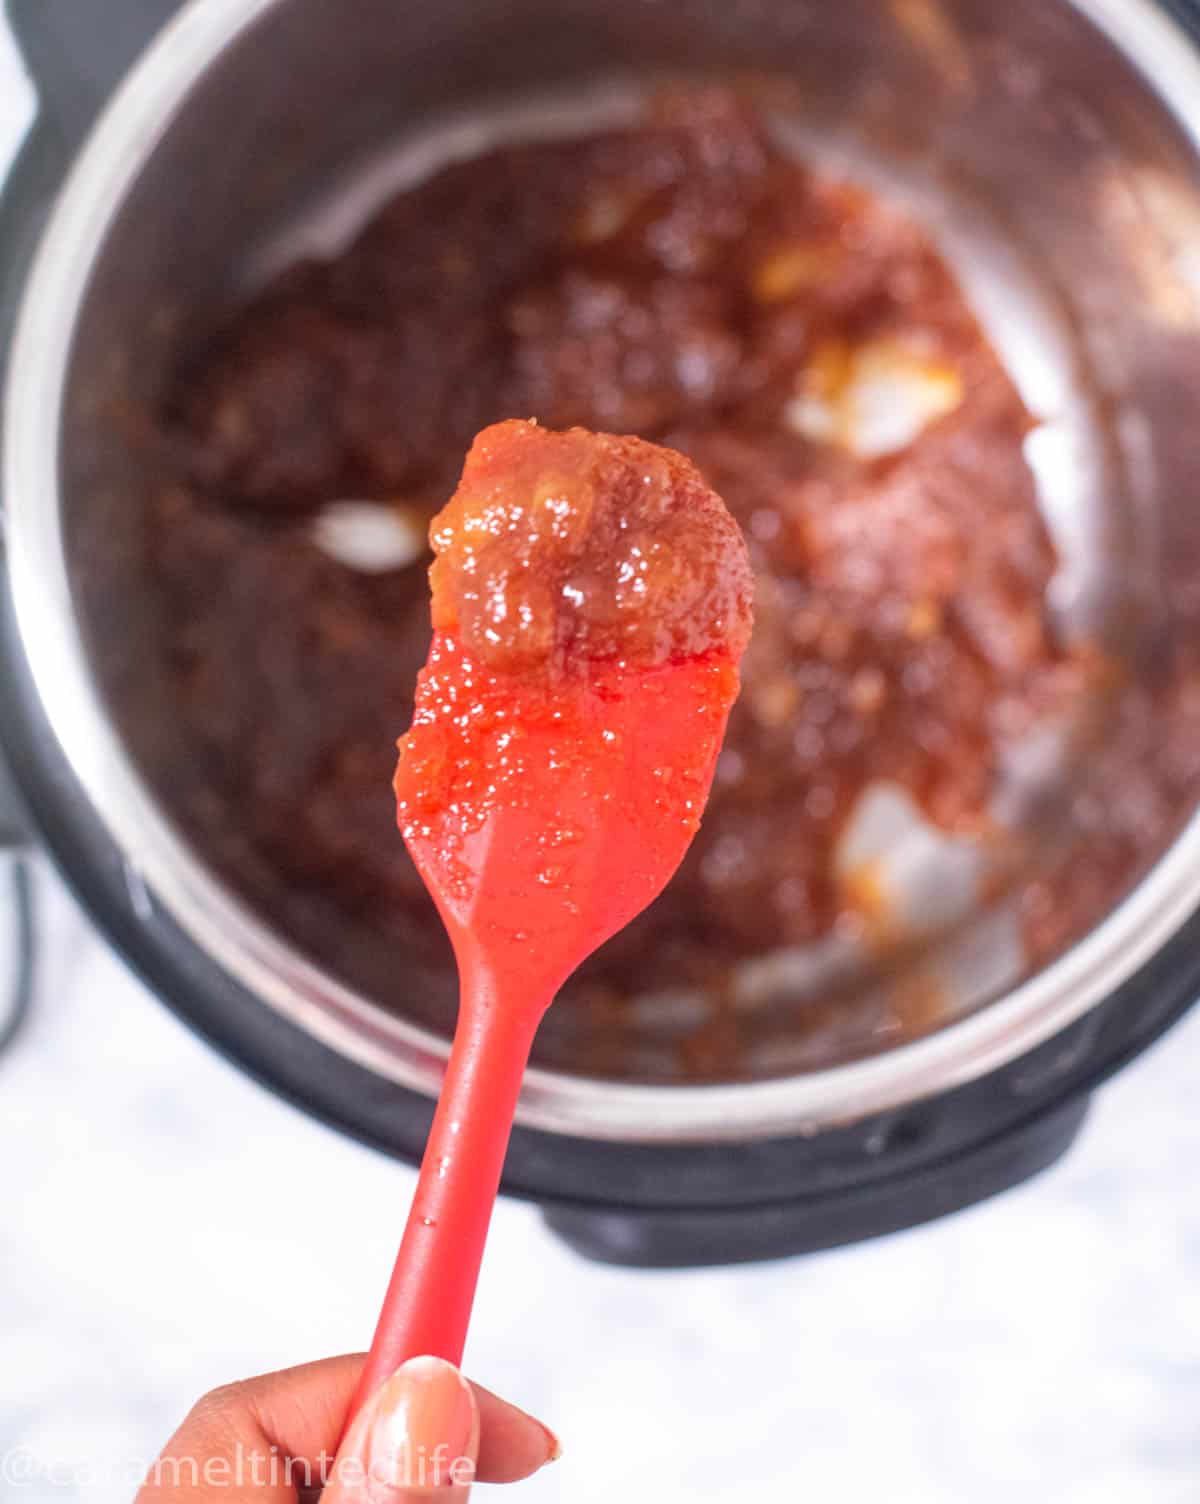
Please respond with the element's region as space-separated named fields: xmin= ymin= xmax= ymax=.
xmin=137 ymin=1354 xmax=559 ymax=1503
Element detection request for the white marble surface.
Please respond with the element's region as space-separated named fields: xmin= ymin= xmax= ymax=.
xmin=2 ymin=20 xmax=1200 ymax=1503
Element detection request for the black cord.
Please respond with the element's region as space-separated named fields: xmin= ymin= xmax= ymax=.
xmin=0 ymin=857 xmax=34 ymax=1060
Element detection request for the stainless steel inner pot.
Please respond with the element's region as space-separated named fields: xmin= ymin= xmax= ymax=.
xmin=7 ymin=0 xmax=1200 ymax=1142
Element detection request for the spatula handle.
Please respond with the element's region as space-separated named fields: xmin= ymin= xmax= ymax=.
xmin=345 ymin=969 xmax=542 ymax=1426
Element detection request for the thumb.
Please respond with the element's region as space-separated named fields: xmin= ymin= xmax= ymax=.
xmin=324 ymin=1356 xmax=481 ymax=1502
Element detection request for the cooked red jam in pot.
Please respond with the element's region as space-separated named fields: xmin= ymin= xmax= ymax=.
xmin=78 ymin=90 xmax=1200 ymax=1080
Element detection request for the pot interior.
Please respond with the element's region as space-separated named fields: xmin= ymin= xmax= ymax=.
xmin=58 ymin=0 xmax=1200 ymax=1090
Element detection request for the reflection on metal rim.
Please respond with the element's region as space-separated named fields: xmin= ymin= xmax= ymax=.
xmin=6 ymin=0 xmax=1200 ymax=1142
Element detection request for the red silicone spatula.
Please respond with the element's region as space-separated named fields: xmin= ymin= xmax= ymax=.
xmin=347 ymin=637 xmax=740 ymax=1416
xmin=346 ymin=422 xmax=750 ymax=1426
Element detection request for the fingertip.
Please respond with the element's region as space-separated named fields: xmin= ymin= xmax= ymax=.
xmin=471 ymin=1383 xmax=561 ymax=1483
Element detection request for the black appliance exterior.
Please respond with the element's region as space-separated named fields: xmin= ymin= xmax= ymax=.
xmin=1 ymin=0 xmax=1198 ymax=1267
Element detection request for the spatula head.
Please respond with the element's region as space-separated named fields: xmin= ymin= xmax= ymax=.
xmin=394 ymin=630 xmax=740 ymax=1005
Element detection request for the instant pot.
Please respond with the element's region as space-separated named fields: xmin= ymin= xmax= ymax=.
xmin=3 ymin=0 xmax=1200 ymax=1266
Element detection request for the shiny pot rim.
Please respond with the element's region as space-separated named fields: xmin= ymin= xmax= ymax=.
xmin=7 ymin=0 xmax=1200 ymax=1144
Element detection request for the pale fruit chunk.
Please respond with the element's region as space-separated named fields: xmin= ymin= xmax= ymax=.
xmin=312 ymin=500 xmax=427 ymax=573
xmin=785 ymin=338 xmax=964 ymax=458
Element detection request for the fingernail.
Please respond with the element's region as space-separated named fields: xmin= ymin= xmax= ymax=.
xmin=361 ymin=1356 xmax=479 ymax=1493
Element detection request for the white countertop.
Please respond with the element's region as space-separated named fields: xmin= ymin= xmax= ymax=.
xmin=1 ymin=20 xmax=1198 ymax=1502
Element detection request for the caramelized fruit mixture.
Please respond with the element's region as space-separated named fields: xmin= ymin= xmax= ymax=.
xmin=427 ymin=419 xmax=752 ymax=676
xmin=80 ymin=91 xmax=1199 ymax=1079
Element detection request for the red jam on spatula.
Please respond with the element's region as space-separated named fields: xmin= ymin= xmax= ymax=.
xmin=348 ymin=419 xmax=752 ymax=1420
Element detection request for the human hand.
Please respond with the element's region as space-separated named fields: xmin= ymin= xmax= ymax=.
xmin=136 ymin=1353 xmax=559 ymax=1501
